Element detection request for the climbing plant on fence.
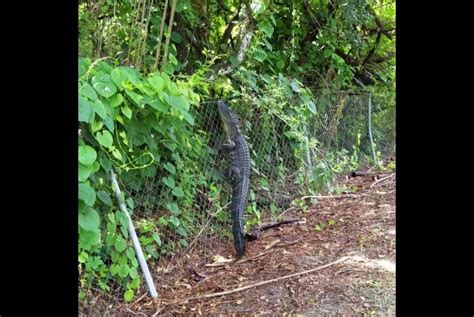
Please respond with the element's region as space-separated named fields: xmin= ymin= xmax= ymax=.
xmin=78 ymin=57 xmax=203 ymax=301
xmin=78 ymin=58 xmax=393 ymax=304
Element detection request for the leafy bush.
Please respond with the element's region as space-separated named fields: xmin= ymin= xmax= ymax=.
xmin=78 ymin=58 xmax=203 ymax=301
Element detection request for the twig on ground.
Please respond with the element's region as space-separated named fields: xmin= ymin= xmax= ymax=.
xmin=168 ymin=256 xmax=350 ymax=304
xmin=205 ymin=249 xmax=276 ymax=267
xmin=370 ymin=173 xmax=395 ymax=187
xmin=130 ymin=293 xmax=148 ymax=309
xmin=277 ymin=206 xmax=298 ymax=219
xmin=277 ymin=239 xmax=301 ymax=247
xmin=300 ymin=194 xmax=360 ymax=200
xmin=125 ymin=307 xmax=147 ymax=316
xmin=264 ymin=239 xmax=281 ymax=250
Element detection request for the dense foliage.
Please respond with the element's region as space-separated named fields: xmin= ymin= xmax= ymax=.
xmin=79 ymin=0 xmax=395 ymax=302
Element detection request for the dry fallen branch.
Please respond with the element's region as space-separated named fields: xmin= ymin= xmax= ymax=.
xmin=130 ymin=293 xmax=148 ymax=309
xmin=205 ymin=249 xmax=276 ymax=267
xmin=277 ymin=206 xmax=298 ymax=219
xmin=300 ymin=194 xmax=360 ymax=200
xmin=277 ymin=239 xmax=301 ymax=247
xmin=264 ymin=239 xmax=281 ymax=250
xmin=246 ymin=219 xmax=306 ymax=240
xmin=125 ymin=307 xmax=147 ymax=316
xmin=351 ymin=171 xmax=390 ymax=177
xmin=167 ymin=256 xmax=350 ymax=304
xmin=370 ymin=173 xmax=395 ymax=187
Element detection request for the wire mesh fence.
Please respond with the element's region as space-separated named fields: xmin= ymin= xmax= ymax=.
xmin=120 ymin=90 xmax=393 ymax=255
xmin=79 ymin=90 xmax=395 ymax=313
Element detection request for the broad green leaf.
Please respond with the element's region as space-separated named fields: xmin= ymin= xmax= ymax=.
xmin=97 ymin=191 xmax=113 ymax=206
xmin=152 ymin=232 xmax=162 ymax=246
xmin=126 ymin=248 xmax=135 ymax=261
xmin=164 ymin=162 xmax=176 ymax=174
xmin=80 ymin=83 xmax=98 ymax=101
xmin=118 ymin=264 xmax=129 ymax=278
xmin=129 ymin=267 xmax=139 ymax=279
xmin=108 ymin=93 xmax=124 ymax=108
xmin=90 ymin=120 xmax=104 ymax=133
xmin=166 ymin=82 xmax=180 ymax=96
xmin=79 ymin=206 xmax=100 ymax=231
xmin=261 ymin=22 xmax=274 ymax=37
xmin=136 ymin=83 xmax=155 ymax=96
xmin=97 ymin=60 xmax=113 ymax=73
xmin=115 ymin=235 xmax=127 ymax=252
xmin=306 ymin=100 xmax=317 ymax=114
xmin=270 ymin=15 xmax=276 ymax=26
xmin=172 ymin=187 xmax=184 ymax=198
xmin=92 ymin=99 xmax=107 ymax=119
xmin=126 ymin=197 xmax=134 ymax=210
xmin=79 ymin=96 xmax=93 ymax=122
xmin=96 ymin=130 xmax=113 ymax=148
xmin=130 ymin=277 xmax=140 ymax=289
xmin=177 ymin=227 xmax=187 ymax=237
xmin=111 ymin=68 xmax=128 ymax=89
xmin=119 ymin=67 xmax=141 ymax=85
xmin=103 ymin=115 xmax=114 ymax=132
xmin=79 ymin=229 xmax=100 ymax=250
xmin=148 ymin=99 xmax=168 ymax=112
xmin=78 ymin=251 xmax=88 ymax=263
xmin=79 ymin=58 xmax=91 ymax=77
xmin=166 ymin=203 xmax=179 ymax=213
xmin=170 ymin=32 xmax=182 ymax=44
xmin=100 ymin=156 xmax=112 ymax=172
xmin=124 ymin=289 xmax=134 ymax=302
xmin=167 ymin=95 xmax=189 ymax=111
xmin=284 ymin=130 xmax=300 ymax=139
xmin=169 ymin=216 xmax=180 ymax=227
xmin=78 ymin=145 xmax=97 ymax=166
xmin=148 ymin=75 xmax=164 ymax=91
xmin=110 ymin=264 xmax=120 ymax=275
xmin=93 ymin=80 xmax=117 ymax=98
xmin=125 ymin=90 xmax=143 ymax=106
xmin=168 ymin=53 xmax=178 ymax=65
xmin=254 ymin=50 xmax=267 ymax=62
xmin=162 ymin=176 xmax=175 ymax=188
xmin=112 ymin=149 xmax=123 ymax=161
xmin=163 ymin=63 xmax=174 ymax=75
xmin=122 ymin=105 xmax=132 ymax=119
xmin=290 ymin=80 xmax=301 ymax=92
xmin=250 ymin=1 xmax=265 ymax=15
xmin=262 ymin=74 xmax=274 ymax=86
xmin=79 ymin=163 xmax=93 ymax=182
xmin=180 ymin=110 xmax=195 ymax=125
xmin=79 ymin=183 xmax=96 ymax=206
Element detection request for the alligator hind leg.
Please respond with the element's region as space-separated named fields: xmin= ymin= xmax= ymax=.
xmin=228 ymin=166 xmax=241 ymax=184
xmin=220 ymin=169 xmax=230 ymax=182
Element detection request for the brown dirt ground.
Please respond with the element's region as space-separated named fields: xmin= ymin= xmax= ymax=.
xmin=81 ymin=169 xmax=395 ymax=316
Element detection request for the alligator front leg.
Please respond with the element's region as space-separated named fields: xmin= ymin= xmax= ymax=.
xmin=219 ymin=139 xmax=236 ymax=152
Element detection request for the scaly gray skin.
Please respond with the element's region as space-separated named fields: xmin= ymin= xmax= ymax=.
xmin=217 ymin=100 xmax=251 ymax=258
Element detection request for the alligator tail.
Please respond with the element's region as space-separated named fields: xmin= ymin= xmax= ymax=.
xmin=232 ymin=208 xmax=246 ymax=258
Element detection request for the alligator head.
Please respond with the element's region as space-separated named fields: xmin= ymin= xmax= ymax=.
xmin=217 ymin=100 xmax=241 ymax=138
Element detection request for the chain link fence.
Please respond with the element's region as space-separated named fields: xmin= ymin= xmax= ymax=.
xmin=121 ymin=90 xmax=393 ymax=255
xmin=80 ymin=90 xmax=395 ymax=314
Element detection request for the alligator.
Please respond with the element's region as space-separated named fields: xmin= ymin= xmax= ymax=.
xmin=217 ymin=100 xmax=251 ymax=258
